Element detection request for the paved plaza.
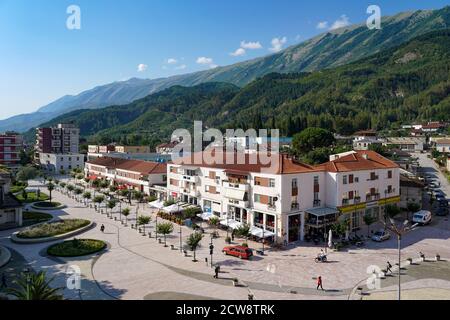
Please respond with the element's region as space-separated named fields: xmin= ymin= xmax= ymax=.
xmin=1 ymin=167 xmax=449 ymax=300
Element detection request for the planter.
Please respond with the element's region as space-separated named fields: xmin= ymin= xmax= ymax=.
xmin=407 ymin=258 xmax=413 ymax=264
xmin=436 ymin=254 xmax=441 ymax=261
xmin=232 ymin=279 xmax=239 ymax=287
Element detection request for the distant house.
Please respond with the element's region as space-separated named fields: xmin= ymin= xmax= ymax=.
xmin=0 ymin=173 xmax=23 ymax=228
xmin=399 ymin=174 xmax=424 ymax=210
xmin=435 ymin=138 xmax=450 ymax=153
xmin=352 ymin=130 xmax=382 ymax=151
xmin=384 ymin=137 xmax=425 ymax=152
xmin=156 ymin=141 xmax=179 ymax=155
xmin=422 ymin=122 xmax=447 ymax=133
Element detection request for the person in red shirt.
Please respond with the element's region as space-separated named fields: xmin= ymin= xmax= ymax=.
xmin=317 ymin=276 xmax=324 ymax=290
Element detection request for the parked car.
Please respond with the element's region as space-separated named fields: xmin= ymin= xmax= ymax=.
xmin=438 ymin=200 xmax=449 ymax=208
xmin=412 ymin=210 xmax=432 ymax=225
xmin=436 ymin=207 xmax=448 ymax=217
xmin=371 ymin=230 xmax=391 ymax=242
xmin=222 ymin=246 xmax=253 ymax=260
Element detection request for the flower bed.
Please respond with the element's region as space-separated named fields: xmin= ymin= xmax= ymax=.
xmin=17 ymin=219 xmax=90 ymax=239
xmin=157 ymin=211 xmax=184 ymax=225
xmin=47 ymin=239 xmax=106 ymax=257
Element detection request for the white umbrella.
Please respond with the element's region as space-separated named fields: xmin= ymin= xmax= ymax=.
xmin=328 ymin=229 xmax=333 ymax=248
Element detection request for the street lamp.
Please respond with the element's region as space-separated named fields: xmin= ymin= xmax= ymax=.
xmin=261 ymin=228 xmax=265 ymax=255
xmin=155 ymin=215 xmax=158 ymax=241
xmin=383 ymin=218 xmax=418 ymax=300
xmin=179 ymin=225 xmax=182 ymax=253
xmin=209 ymin=234 xmax=214 ymax=268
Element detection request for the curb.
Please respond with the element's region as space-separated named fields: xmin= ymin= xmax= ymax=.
xmin=10 ymin=221 xmax=95 ymax=244
xmin=0 ymin=245 xmax=12 ymax=268
xmin=31 ymin=203 xmax=67 ymax=211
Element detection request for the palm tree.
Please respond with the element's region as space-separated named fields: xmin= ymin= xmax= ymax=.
xmin=7 ymin=271 xmax=62 ymax=300
xmin=47 ymin=183 xmax=55 ymax=203
xmin=209 ymin=216 xmax=220 ymax=237
xmin=122 ymin=208 xmax=131 ymax=225
xmin=186 ymin=232 xmax=203 ymax=262
xmin=234 ymin=224 xmax=251 ymax=245
xmin=156 ymin=222 xmax=174 ymax=247
xmin=138 ymin=216 xmax=152 ymax=235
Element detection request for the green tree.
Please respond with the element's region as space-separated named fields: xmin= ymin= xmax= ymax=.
xmin=107 ymin=199 xmax=117 ymax=214
xmin=74 ymin=188 xmax=83 ymax=201
xmin=209 ymin=216 xmax=220 ymax=233
xmin=234 ymin=224 xmax=251 ymax=245
xmin=47 ymin=183 xmax=55 ymax=203
xmin=21 ymin=188 xmax=28 ymax=202
xmin=186 ymin=232 xmax=203 ymax=262
xmin=384 ymin=205 xmax=401 ymax=220
xmin=122 ymin=208 xmax=131 ymax=225
xmin=363 ymin=214 xmax=377 ymax=237
xmin=156 ymin=222 xmax=174 ymax=247
xmin=83 ymin=191 xmax=91 ymax=205
xmin=93 ymin=195 xmax=105 ymax=211
xmin=137 ymin=216 xmax=152 ymax=235
xmin=7 ymin=271 xmax=62 ymax=300
xmin=292 ymin=128 xmax=335 ymax=154
xmin=16 ymin=166 xmax=38 ymax=184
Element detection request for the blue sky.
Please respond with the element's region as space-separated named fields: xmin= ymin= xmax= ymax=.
xmin=0 ymin=0 xmax=449 ymax=120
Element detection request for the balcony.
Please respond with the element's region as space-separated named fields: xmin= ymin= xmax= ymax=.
xmin=366 ymin=193 xmax=380 ymax=202
xmin=182 ymin=175 xmax=199 ymax=184
xmin=228 ymin=199 xmax=250 ymax=208
xmin=224 ymin=181 xmax=250 ymax=192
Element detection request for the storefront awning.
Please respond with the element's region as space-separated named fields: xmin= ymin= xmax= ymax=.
xmin=305 ymin=207 xmax=339 ymax=217
xmin=162 ymin=204 xmax=183 ymax=214
xmin=223 ymin=188 xmax=246 ymax=201
xmin=220 ymin=219 xmax=242 ymax=229
xmin=250 ymin=226 xmax=275 ymax=238
xmin=197 ymin=212 xmax=214 ymax=221
xmin=149 ymin=200 xmax=165 ymax=209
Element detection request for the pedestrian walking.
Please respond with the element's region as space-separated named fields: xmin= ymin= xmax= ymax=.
xmin=100 ymin=224 xmax=105 ymax=233
xmin=214 ymin=265 xmax=220 ymax=279
xmin=386 ymin=261 xmax=393 ymax=274
xmin=0 ymin=273 xmax=7 ymax=289
xmin=316 ymin=276 xmax=324 ymax=290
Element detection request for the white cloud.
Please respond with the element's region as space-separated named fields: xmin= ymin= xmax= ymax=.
xmin=167 ymin=58 xmax=178 ymax=64
xmin=269 ymin=37 xmax=287 ymax=53
xmin=196 ymin=57 xmax=214 ymax=65
xmin=175 ymin=64 xmax=187 ymax=70
xmin=137 ymin=63 xmax=148 ymax=72
xmin=240 ymin=41 xmax=262 ymax=50
xmin=330 ymin=15 xmax=350 ymax=30
xmin=316 ymin=21 xmax=329 ymax=30
xmin=209 ymin=64 xmax=218 ymax=69
xmin=230 ymin=48 xmax=246 ymax=57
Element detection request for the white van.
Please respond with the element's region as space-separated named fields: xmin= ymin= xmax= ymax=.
xmin=412 ymin=210 xmax=432 ymax=225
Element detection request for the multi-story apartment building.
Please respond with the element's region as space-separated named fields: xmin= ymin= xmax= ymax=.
xmin=84 ymin=157 xmax=167 ymax=198
xmin=167 ymin=151 xmax=400 ymax=244
xmin=35 ymin=123 xmax=84 ymax=172
xmin=0 ymin=132 xmax=23 ymax=170
xmin=35 ymin=123 xmax=80 ymax=156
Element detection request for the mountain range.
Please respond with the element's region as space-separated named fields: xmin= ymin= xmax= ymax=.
xmin=26 ymin=29 xmax=450 ymax=149
xmin=2 ymin=5 xmax=450 ymax=133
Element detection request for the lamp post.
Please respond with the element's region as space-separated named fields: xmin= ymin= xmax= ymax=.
xmin=209 ymin=234 xmax=214 ymax=268
xmin=155 ymin=215 xmax=158 ymax=241
xmin=262 ymin=228 xmax=265 ymax=255
xmin=179 ymin=225 xmax=182 ymax=253
xmin=383 ymin=218 xmax=417 ymax=301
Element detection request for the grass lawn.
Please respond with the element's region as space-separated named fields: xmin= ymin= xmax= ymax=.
xmin=47 ymin=239 xmax=106 ymax=257
xmin=16 ymin=192 xmax=49 ymax=203
xmin=17 ymin=219 xmax=90 ymax=239
xmin=10 ymin=184 xmax=27 ymax=194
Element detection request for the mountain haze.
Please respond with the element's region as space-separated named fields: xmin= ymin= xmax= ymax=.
xmin=27 ymin=29 xmax=450 ymax=147
xmin=3 ymin=5 xmax=450 ymax=133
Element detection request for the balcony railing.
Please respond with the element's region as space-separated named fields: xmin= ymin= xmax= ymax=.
xmin=291 ymin=202 xmax=299 ymax=210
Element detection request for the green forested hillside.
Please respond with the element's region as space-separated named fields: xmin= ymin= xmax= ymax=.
xmin=28 ymin=29 xmax=450 ymax=147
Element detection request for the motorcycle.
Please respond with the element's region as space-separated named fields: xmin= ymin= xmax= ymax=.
xmin=315 ymin=254 xmax=328 ymax=263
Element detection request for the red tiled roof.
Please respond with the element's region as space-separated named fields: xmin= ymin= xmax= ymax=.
xmin=87 ymin=157 xmax=166 ymax=175
xmin=171 ymin=151 xmax=322 ymax=174
xmin=316 ymin=150 xmax=399 ymax=173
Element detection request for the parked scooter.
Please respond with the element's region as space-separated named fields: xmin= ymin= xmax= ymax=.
xmin=314 ymin=253 xmax=328 ymax=263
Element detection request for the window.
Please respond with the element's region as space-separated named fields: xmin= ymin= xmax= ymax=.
xmin=343 ymin=175 xmax=348 ymax=185
xmin=292 ymin=179 xmax=298 ymax=188
xmin=254 ymin=194 xmax=261 ymax=203
xmin=355 ymin=177 xmax=359 ymax=183
xmin=269 ymin=179 xmax=275 ymax=188
xmin=349 ymin=174 xmax=354 ymax=184
xmin=314 ymin=176 xmax=319 ymax=185
xmin=388 ymin=170 xmax=392 ymax=179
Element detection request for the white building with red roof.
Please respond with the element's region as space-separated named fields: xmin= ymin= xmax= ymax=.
xmin=167 ymin=150 xmax=400 ymax=244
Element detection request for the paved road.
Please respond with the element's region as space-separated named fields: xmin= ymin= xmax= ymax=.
xmin=1 ymin=176 xmax=449 ymax=300
xmin=416 ymin=152 xmax=450 ymax=198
